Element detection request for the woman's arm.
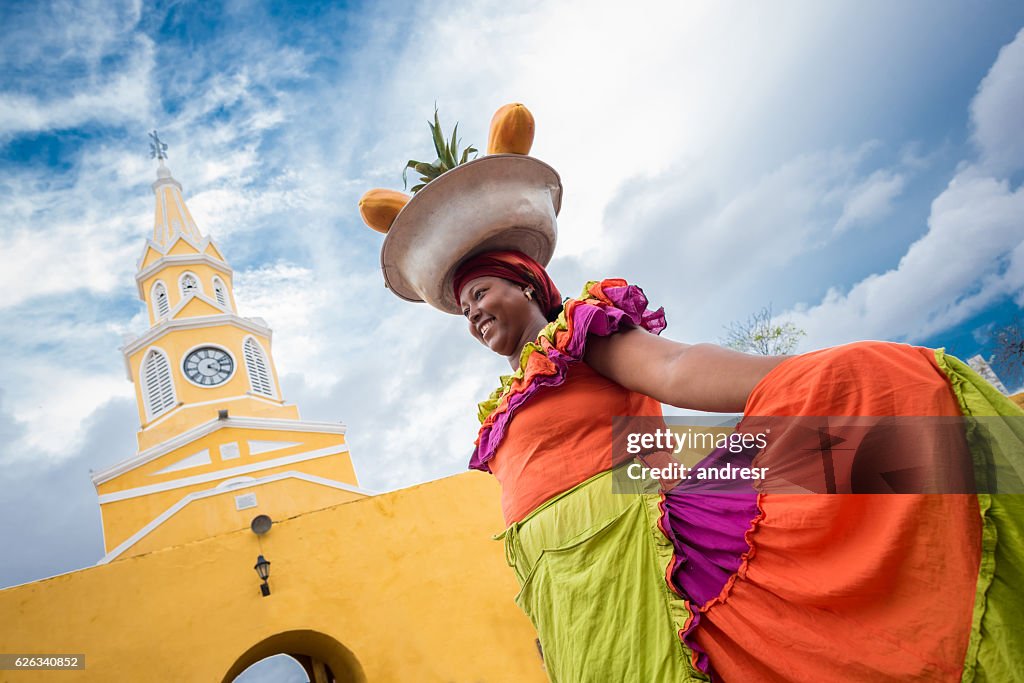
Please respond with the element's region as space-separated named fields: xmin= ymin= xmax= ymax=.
xmin=584 ymin=328 xmax=790 ymax=412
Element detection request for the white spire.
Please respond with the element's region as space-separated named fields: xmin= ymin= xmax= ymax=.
xmin=151 ymin=159 xmax=205 ymax=247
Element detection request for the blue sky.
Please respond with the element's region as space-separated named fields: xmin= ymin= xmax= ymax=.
xmin=1 ymin=0 xmax=1023 ymax=611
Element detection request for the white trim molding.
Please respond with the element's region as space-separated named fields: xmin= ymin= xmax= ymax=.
xmin=139 ymin=392 xmax=288 ymax=431
xmin=219 ymin=476 xmax=256 ymax=489
xmin=248 ymin=440 xmax=301 ymax=455
xmin=97 ymin=444 xmax=351 ymax=503
xmin=91 ymin=415 xmax=348 ymax=485
xmin=135 ymin=233 xmax=228 ymax=270
xmin=120 ymin=314 xmax=273 ymax=376
xmin=168 ymin=290 xmax=229 ymax=320
xmin=153 ymin=448 xmax=212 ymax=475
xmin=97 ymin=470 xmax=374 ymax=564
xmin=135 ymin=251 xmax=232 ymax=297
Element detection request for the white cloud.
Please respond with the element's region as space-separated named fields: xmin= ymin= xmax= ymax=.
xmin=233 ymin=262 xmax=330 ymax=382
xmin=971 ymin=26 xmax=1024 ymax=175
xmin=362 ymin=1 xmax=850 ymax=261
xmin=0 ymin=0 xmax=142 ymax=69
xmin=7 ymin=367 xmax=133 ymax=460
xmin=0 ymin=34 xmax=154 ymax=139
xmin=781 ymin=28 xmax=1024 ymax=348
xmin=0 ymin=153 xmax=148 ymax=309
xmin=834 ymin=169 xmax=905 ymax=234
xmin=588 ymin=142 xmax=917 ymax=345
xmin=786 ymin=168 xmax=1024 ymax=346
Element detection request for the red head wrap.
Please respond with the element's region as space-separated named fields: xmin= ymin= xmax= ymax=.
xmin=453 ymin=250 xmax=563 ymax=319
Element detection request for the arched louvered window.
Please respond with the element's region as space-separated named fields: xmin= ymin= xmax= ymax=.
xmin=213 ymin=277 xmax=228 ymax=309
xmin=179 ymin=272 xmax=199 ymax=297
xmin=243 ymin=337 xmax=275 ymax=397
xmin=142 ymin=348 xmax=176 ymax=419
xmin=152 ymin=281 xmax=170 ymax=318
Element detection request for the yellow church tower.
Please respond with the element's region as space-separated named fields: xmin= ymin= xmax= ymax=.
xmin=91 ymin=136 xmax=369 ymax=562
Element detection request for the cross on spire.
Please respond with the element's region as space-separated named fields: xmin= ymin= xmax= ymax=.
xmin=149 ymin=130 xmax=168 ymax=161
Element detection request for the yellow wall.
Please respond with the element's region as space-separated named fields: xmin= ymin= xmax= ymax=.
xmin=168 ymin=240 xmax=200 ymax=256
xmin=140 ymin=245 xmax=162 ymax=270
xmin=204 ymin=242 xmax=226 ymax=261
xmin=124 ymin=478 xmax=366 ymax=558
xmin=0 ymin=473 xmax=547 ymax=683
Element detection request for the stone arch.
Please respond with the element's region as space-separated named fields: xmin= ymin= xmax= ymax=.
xmin=222 ymin=630 xmax=365 ymax=683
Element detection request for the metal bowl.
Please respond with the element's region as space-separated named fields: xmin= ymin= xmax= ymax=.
xmin=381 ymin=154 xmax=562 ymax=314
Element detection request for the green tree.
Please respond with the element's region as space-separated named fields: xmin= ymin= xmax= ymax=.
xmin=990 ymin=317 xmax=1024 ymax=390
xmin=721 ymin=305 xmax=806 ymax=356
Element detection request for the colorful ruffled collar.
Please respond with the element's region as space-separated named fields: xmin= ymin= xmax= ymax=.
xmin=469 ymin=278 xmax=666 ymax=472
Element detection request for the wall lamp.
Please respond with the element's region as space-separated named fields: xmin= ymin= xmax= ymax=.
xmin=254 ymin=554 xmax=271 ymax=597
xmin=250 ymin=514 xmax=273 ymax=597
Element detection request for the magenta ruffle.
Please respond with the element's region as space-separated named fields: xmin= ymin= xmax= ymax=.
xmin=660 ymin=444 xmax=762 ymax=676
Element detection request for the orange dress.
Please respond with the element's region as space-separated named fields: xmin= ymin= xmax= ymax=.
xmin=691 ymin=342 xmax=982 ymax=681
xmin=475 ymin=280 xmax=1024 ymax=681
xmin=489 ymin=361 xmax=661 ymax=524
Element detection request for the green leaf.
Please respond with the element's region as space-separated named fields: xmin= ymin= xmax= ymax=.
xmin=410 ymin=183 xmax=426 ymax=193
xmin=402 ymin=104 xmax=479 ymax=190
xmin=403 ymin=159 xmax=428 ymax=189
xmin=431 ymin=107 xmax=447 ymax=159
xmin=445 ymin=123 xmax=458 ymax=169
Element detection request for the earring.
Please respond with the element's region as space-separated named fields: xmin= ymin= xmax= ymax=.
xmin=524 ymin=289 xmax=533 ymax=301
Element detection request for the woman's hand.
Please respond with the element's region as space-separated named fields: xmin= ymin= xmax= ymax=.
xmin=584 ymin=328 xmax=791 ymax=412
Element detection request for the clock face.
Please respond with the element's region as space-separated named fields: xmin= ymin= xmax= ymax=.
xmin=183 ymin=347 xmax=234 ymax=386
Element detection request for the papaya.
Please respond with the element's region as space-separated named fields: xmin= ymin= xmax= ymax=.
xmin=358 ymin=189 xmax=410 ymax=234
xmin=486 ymin=103 xmax=535 ymax=155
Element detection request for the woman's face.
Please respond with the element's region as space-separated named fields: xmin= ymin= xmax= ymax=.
xmin=459 ymin=276 xmax=545 ymax=357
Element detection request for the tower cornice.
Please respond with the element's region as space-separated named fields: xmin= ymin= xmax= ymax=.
xmin=152 ymin=174 xmax=183 ymax=193
xmin=91 ymin=415 xmax=349 ymax=486
xmin=135 ymin=234 xmax=228 ymax=271
xmin=136 ymin=252 xmax=234 ymax=298
xmin=120 ymin=314 xmax=273 ymax=379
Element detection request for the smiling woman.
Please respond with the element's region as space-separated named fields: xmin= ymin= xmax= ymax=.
xmin=455 ymin=251 xmax=562 ymax=361
xmin=460 ymin=275 xmax=543 ymax=356
xmin=365 ymin=104 xmax=1024 ymax=681
xmin=451 ymin=253 xmax=1024 ymax=682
